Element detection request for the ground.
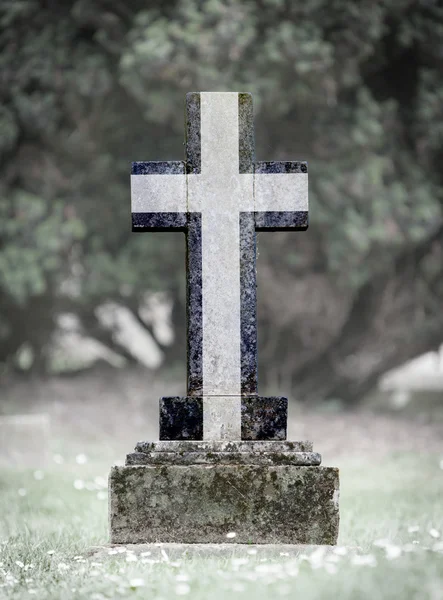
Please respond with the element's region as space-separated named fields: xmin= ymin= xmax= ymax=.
xmin=0 ymin=368 xmax=443 ymax=599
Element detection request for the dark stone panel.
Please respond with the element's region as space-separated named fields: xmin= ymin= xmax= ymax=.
xmin=159 ymin=397 xmax=203 ymax=440
xmin=132 ymin=212 xmax=187 ymax=232
xmin=185 ymin=92 xmax=201 ymax=174
xmin=186 ymin=213 xmax=203 ymax=395
xmin=255 ymin=161 xmax=308 ymax=174
xmin=240 ymin=213 xmax=258 ymax=394
xmin=238 ymin=93 xmax=255 ymax=174
xmin=131 ymin=161 xmax=185 ymax=175
xmin=241 ymin=396 xmax=288 ymax=440
xmin=255 ymin=211 xmax=308 ymax=231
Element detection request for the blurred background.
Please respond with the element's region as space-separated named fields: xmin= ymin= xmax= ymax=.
xmin=1 ymin=0 xmax=443 ymax=453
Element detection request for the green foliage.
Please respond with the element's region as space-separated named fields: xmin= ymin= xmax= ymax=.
xmin=0 ymin=0 xmax=442 ymax=367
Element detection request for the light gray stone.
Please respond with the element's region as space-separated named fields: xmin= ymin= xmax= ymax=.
xmin=109 ymin=464 xmax=339 ymax=545
xmin=135 ymin=440 xmax=314 ymax=453
xmin=126 ymin=450 xmax=321 ymax=466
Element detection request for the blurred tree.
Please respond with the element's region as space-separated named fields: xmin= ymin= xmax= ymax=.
xmin=0 ymin=0 xmax=442 ymax=402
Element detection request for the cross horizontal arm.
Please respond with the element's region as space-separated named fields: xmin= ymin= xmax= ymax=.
xmin=254 ymin=161 xmax=308 ymax=231
xmin=131 ymin=161 xmax=187 ymax=232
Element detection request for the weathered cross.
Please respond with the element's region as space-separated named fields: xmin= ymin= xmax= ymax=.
xmin=131 ymin=92 xmax=308 ymax=441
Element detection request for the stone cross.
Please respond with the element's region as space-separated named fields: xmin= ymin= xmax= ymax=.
xmin=131 ymin=92 xmax=308 ymax=441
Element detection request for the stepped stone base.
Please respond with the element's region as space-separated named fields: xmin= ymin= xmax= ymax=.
xmin=109 ymin=442 xmax=339 ymax=545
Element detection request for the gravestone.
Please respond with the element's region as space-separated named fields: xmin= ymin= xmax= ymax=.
xmin=0 ymin=414 xmax=50 ymax=467
xmin=109 ymin=92 xmax=339 ymax=544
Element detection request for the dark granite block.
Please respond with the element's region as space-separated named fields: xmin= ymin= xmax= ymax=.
xmin=132 ymin=212 xmax=187 ymax=232
xmin=131 ymin=161 xmax=185 ymax=175
xmin=241 ymin=396 xmax=288 ymax=440
xmin=185 ymin=92 xmax=201 ymax=174
xmin=160 ymin=396 xmax=203 ymax=440
xmin=255 ymin=211 xmax=308 ymax=231
xmin=240 ymin=212 xmax=257 ymax=394
xmin=238 ymin=93 xmax=255 ymax=174
xmin=186 ymin=213 xmax=203 ymax=395
xmin=254 ymin=161 xmax=308 ymax=174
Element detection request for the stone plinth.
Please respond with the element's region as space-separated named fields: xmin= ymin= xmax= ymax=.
xmin=109 ymin=441 xmax=339 ymax=545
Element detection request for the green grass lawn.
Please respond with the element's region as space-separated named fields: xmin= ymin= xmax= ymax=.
xmin=1 ymin=450 xmax=443 ymax=599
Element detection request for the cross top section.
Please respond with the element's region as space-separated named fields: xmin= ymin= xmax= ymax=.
xmin=131 ymin=92 xmax=308 ymax=441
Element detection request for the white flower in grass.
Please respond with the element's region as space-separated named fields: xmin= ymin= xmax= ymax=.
xmin=15 ymin=561 xmax=24 ymax=569
xmin=76 ymin=453 xmax=88 ymax=464
xmin=161 ymin=548 xmax=170 ymax=562
xmin=129 ymin=578 xmax=145 ymax=589
xmin=47 ymin=550 xmax=55 ymax=556
xmin=73 ymin=480 xmax=84 ymax=490
xmin=226 ymin=532 xmax=236 ymax=539
xmin=325 ymin=562 xmax=338 ymax=575
xmin=385 ymin=545 xmax=402 ymax=560
xmin=408 ymin=525 xmax=419 ymax=533
xmin=125 ymin=554 xmax=137 ymax=562
xmin=429 ymin=529 xmax=441 ymax=539
xmin=33 ymin=470 xmax=44 ymax=481
xmin=53 ymin=454 xmax=64 ymax=464
xmin=231 ymin=558 xmax=249 ymax=567
xmin=18 ymin=489 xmax=27 ymax=497
xmin=175 ymin=583 xmax=191 ymax=595
xmin=351 ymin=554 xmax=376 ymax=567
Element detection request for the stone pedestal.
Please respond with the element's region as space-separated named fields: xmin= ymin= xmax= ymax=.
xmin=109 ymin=441 xmax=339 ymax=545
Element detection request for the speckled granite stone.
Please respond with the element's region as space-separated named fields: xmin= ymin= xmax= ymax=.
xmin=186 ymin=213 xmax=203 ymax=395
xmin=126 ymin=450 xmax=321 ymax=466
xmin=130 ymin=93 xmax=310 ymax=439
xmin=238 ymin=93 xmax=254 ymax=174
xmin=240 ymin=213 xmax=257 ymax=394
xmin=159 ymin=396 xmax=288 ymax=440
xmin=159 ymin=397 xmax=203 ymax=440
xmin=185 ymin=92 xmax=201 ymax=174
xmin=255 ymin=211 xmax=308 ymax=231
xmin=109 ymin=465 xmax=339 ymax=544
xmin=254 ymin=161 xmax=308 ymax=174
xmin=241 ymin=396 xmax=287 ymax=440
xmin=135 ymin=440 xmax=314 ymax=453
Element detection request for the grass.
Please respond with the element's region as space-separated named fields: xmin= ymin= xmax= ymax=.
xmin=1 ymin=450 xmax=443 ymax=599
xmin=0 ymin=370 xmax=443 ymax=598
